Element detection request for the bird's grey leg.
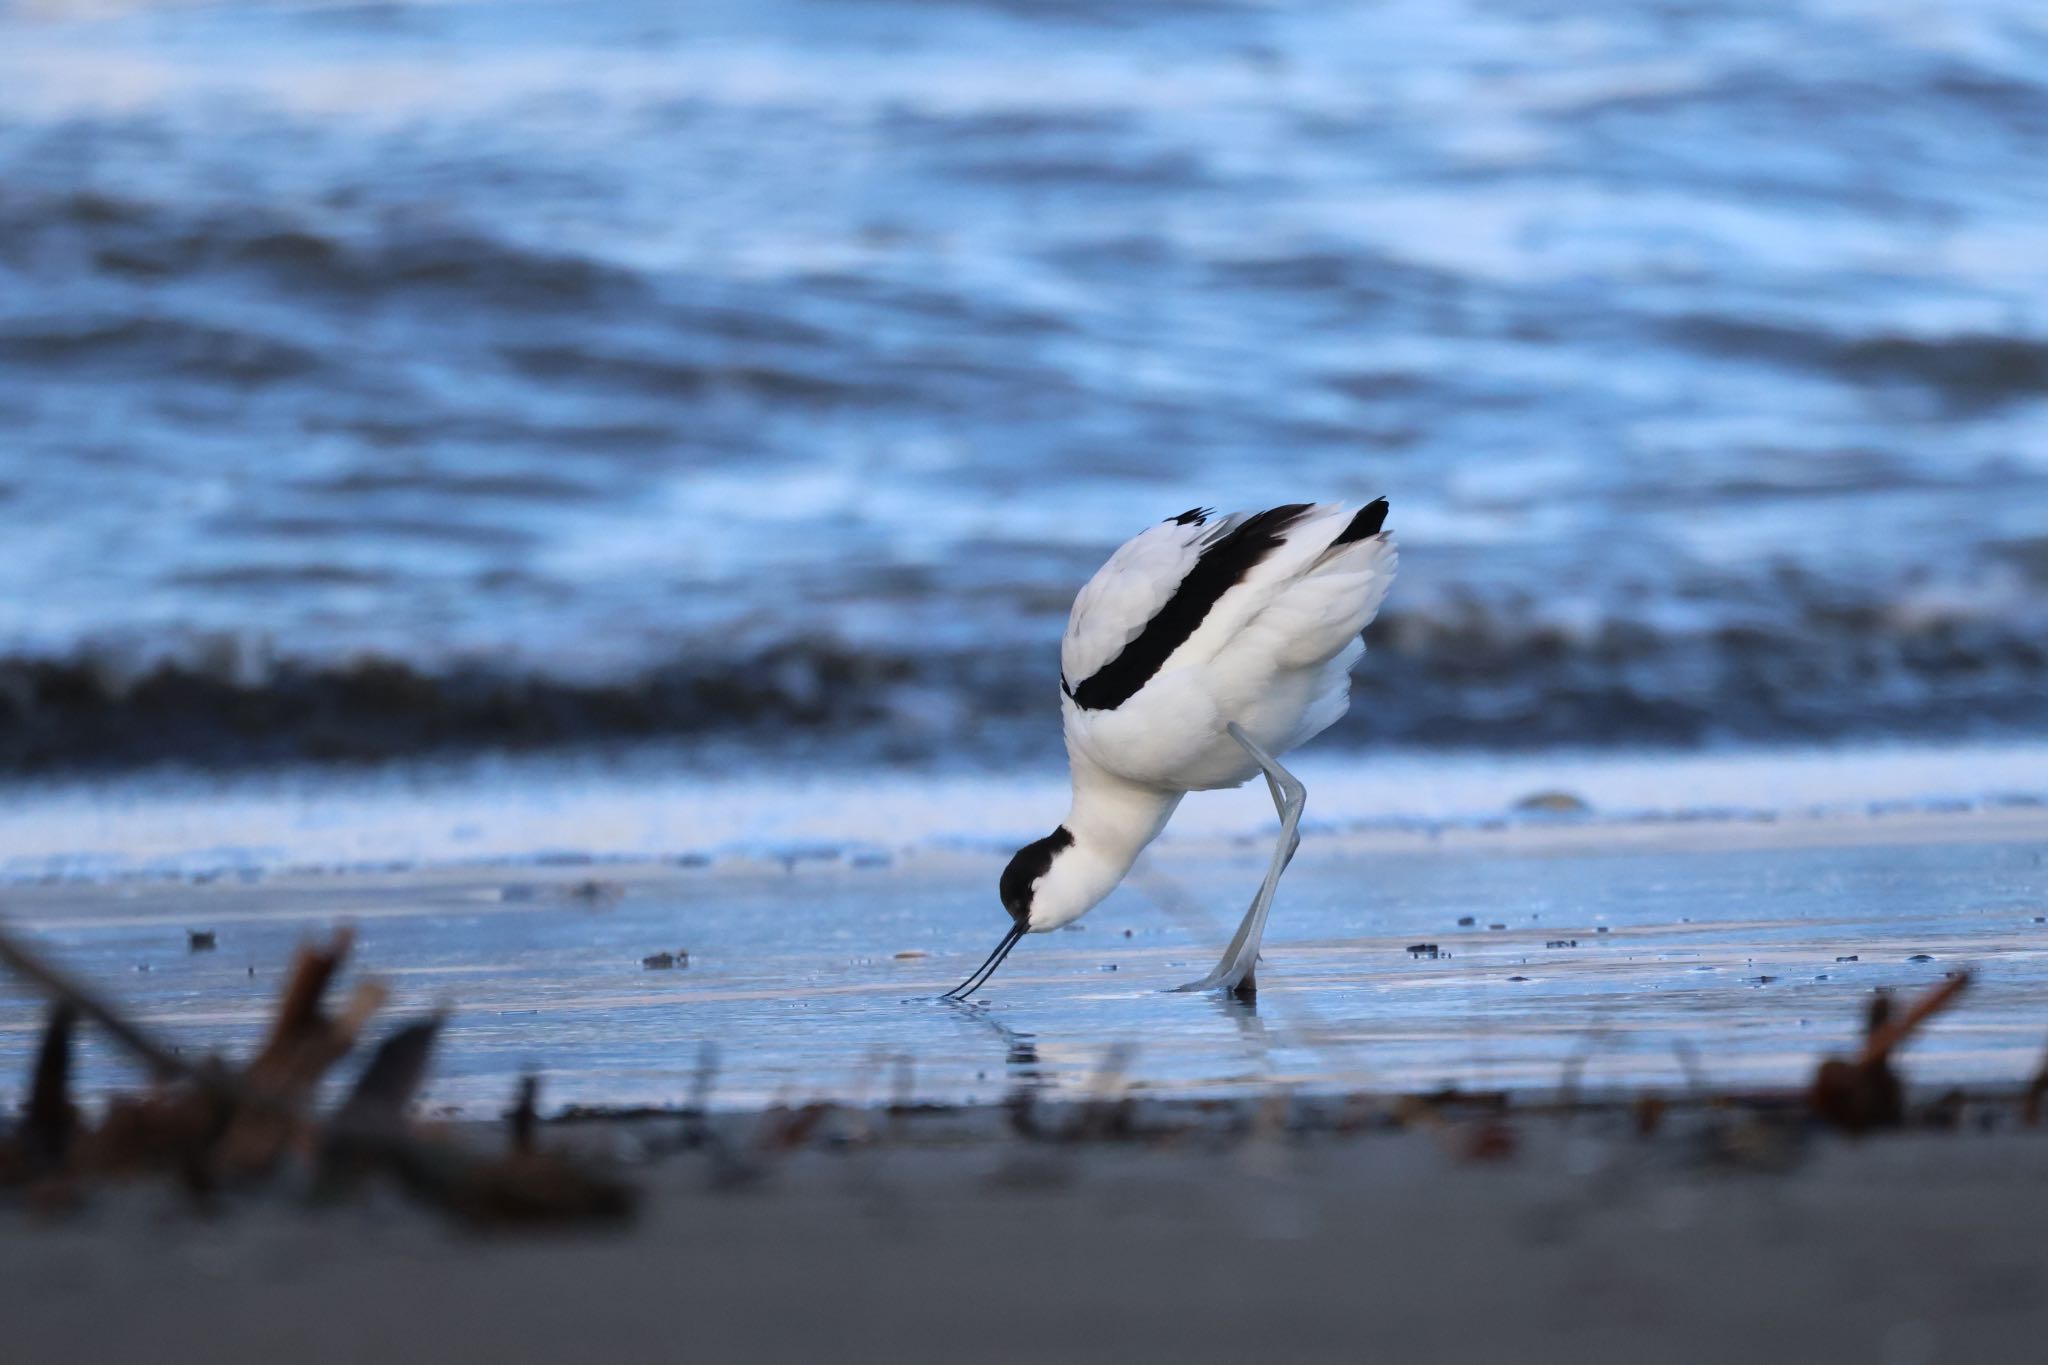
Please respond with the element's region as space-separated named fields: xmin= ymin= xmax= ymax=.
xmin=1172 ymin=723 xmax=1305 ymax=996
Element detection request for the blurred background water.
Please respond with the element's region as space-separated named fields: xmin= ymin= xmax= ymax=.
xmin=4 ymin=0 xmax=2048 ymax=772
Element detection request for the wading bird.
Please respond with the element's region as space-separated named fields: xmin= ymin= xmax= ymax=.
xmin=946 ymin=499 xmax=1396 ymax=1001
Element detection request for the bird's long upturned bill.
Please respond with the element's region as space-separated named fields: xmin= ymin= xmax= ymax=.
xmin=943 ymin=924 xmax=1025 ymax=1000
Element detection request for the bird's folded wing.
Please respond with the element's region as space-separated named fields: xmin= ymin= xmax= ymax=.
xmin=1060 ymin=517 xmax=1228 ymax=688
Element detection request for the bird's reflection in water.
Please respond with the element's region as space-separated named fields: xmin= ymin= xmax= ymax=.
xmin=1211 ymin=990 xmax=1271 ymax=1073
xmin=943 ymin=998 xmax=1046 ymax=1089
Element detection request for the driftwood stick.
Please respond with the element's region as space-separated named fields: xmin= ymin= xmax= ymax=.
xmin=0 ymin=920 xmax=200 ymax=1086
xmin=330 ymin=1015 xmax=446 ymax=1136
xmin=25 ymin=1003 xmax=79 ymax=1169
xmin=509 ymin=1075 xmax=540 ymax=1155
xmin=1857 ymin=971 xmax=1970 ymax=1067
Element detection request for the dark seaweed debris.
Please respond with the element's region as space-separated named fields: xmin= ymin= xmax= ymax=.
xmin=0 ymin=920 xmax=635 ymax=1227
xmin=1808 ymin=973 xmax=1970 ymax=1134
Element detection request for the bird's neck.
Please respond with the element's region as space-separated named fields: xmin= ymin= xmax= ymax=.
xmin=1062 ymin=759 xmax=1182 ymax=887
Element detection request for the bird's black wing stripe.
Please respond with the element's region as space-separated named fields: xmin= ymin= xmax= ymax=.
xmin=1067 ymin=503 xmax=1313 ymax=712
xmin=1168 ymin=507 xmax=1211 ymax=526
xmin=1333 ymin=496 xmax=1389 ymax=545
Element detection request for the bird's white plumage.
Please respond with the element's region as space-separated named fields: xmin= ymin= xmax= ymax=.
xmin=947 ymin=496 xmax=1397 ymax=1000
xmin=1061 ymin=502 xmax=1397 ymax=794
xmin=1058 ymin=515 xmax=1217 ymax=686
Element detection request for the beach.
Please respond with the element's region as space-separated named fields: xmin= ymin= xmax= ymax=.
xmin=7 ymin=1 xmax=2048 ymax=1353
xmin=3 ymin=749 xmax=2047 ymax=1365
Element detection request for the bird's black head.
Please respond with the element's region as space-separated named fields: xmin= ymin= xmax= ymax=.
xmin=999 ymin=825 xmax=1075 ymax=926
xmin=945 ymin=826 xmax=1074 ymax=1001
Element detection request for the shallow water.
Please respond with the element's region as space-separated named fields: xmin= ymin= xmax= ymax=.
xmin=3 ymin=811 xmax=2043 ymax=1113
xmin=5 ymin=0 xmax=2048 ymax=766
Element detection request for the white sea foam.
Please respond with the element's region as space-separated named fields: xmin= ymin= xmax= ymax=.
xmin=3 ymin=739 xmax=2044 ymax=885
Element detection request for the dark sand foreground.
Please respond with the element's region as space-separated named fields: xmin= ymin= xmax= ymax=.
xmin=7 ymin=1095 xmax=2048 ymax=1365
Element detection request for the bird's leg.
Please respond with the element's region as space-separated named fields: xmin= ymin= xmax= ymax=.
xmin=1172 ymin=723 xmax=1305 ymax=996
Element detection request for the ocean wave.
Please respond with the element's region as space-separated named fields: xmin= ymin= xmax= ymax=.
xmin=7 ymin=597 xmax=2048 ymax=772
xmin=0 ymin=313 xmax=322 ymax=384
xmin=0 ymin=188 xmax=642 ymax=313
xmin=1669 ymin=315 xmax=2048 ymax=407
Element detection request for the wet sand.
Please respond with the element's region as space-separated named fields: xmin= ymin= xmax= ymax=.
xmin=2 ymin=803 xmax=2044 ymax=1113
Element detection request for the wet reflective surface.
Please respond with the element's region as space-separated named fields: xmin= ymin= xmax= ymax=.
xmin=4 ymin=813 xmax=2043 ymax=1113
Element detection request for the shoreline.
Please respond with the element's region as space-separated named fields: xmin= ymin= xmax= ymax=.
xmin=4 ymin=735 xmax=2048 ymax=886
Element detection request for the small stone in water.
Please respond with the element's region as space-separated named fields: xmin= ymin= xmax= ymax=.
xmin=642 ymin=951 xmax=688 ymax=969
xmin=1457 ymin=916 xmax=1475 ymax=927
xmin=187 ymin=930 xmax=217 ymax=952
xmin=1406 ymin=942 xmax=1441 ymax=958
xmin=1488 ymin=923 xmax=1506 ymax=931
xmin=1907 ymin=953 xmax=1934 ymax=962
xmin=893 ymin=949 xmax=928 ymax=960
xmin=1545 ymin=939 xmax=1579 ymax=949
xmin=1836 ymin=955 xmax=1860 ymax=962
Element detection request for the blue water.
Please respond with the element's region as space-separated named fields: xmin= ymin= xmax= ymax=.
xmin=4 ymin=0 xmax=2048 ymax=768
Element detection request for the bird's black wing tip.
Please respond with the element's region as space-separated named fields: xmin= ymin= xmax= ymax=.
xmin=1167 ymin=506 xmax=1212 ymax=526
xmin=1335 ymin=497 xmax=1390 ymax=545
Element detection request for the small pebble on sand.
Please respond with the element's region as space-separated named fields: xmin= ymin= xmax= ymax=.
xmin=1514 ymin=790 xmax=1591 ymax=814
